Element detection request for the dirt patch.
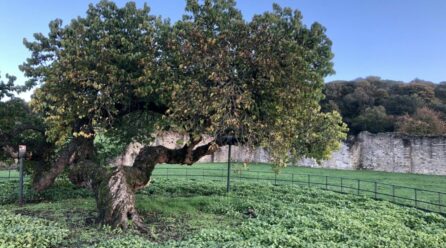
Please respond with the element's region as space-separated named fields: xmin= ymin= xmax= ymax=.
xmin=142 ymin=212 xmax=195 ymax=243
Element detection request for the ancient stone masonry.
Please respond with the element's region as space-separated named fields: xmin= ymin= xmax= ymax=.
xmin=114 ymin=131 xmax=446 ymax=176
xmin=352 ymin=132 xmax=446 ymax=175
xmin=296 ymin=132 xmax=446 ymax=175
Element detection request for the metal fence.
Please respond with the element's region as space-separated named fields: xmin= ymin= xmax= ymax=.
xmin=1 ymin=167 xmax=445 ymax=215
xmin=151 ymin=167 xmax=446 ymax=215
xmin=0 ymin=168 xmax=19 ymax=181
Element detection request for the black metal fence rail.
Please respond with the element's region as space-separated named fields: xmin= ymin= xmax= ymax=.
xmin=151 ymin=167 xmax=446 ymax=215
xmin=1 ymin=167 xmax=445 ymax=215
xmin=0 ymin=170 xmax=19 ymax=181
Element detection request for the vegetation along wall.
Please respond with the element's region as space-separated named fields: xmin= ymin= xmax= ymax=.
xmin=114 ymin=131 xmax=446 ymax=175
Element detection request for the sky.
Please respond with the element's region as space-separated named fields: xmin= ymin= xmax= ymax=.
xmin=1 ymin=0 xmax=446 ymax=100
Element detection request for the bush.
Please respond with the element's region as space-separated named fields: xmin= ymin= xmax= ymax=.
xmin=0 ymin=210 xmax=69 ymax=248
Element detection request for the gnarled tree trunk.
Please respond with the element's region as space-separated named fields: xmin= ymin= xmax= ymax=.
xmin=28 ymin=125 xmax=223 ymax=231
xmin=32 ymin=132 xmax=219 ymax=231
xmin=95 ymin=141 xmax=216 ymax=230
xmin=96 ymin=167 xmax=146 ymax=230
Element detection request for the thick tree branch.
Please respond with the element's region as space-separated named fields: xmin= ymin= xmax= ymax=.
xmin=32 ymin=137 xmax=95 ymax=192
xmin=124 ymin=139 xmax=218 ymax=190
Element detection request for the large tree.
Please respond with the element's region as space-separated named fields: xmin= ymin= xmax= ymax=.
xmin=18 ymin=0 xmax=346 ymax=230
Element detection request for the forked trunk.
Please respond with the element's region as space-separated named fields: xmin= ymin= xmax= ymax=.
xmin=92 ymin=142 xmax=216 ymax=230
xmin=38 ymin=135 xmax=217 ymax=231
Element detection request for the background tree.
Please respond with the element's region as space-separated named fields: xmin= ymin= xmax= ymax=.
xmin=0 ymin=73 xmax=48 ymax=167
xmin=322 ymin=77 xmax=446 ymax=135
xmin=19 ymin=0 xmax=346 ymax=230
xmin=396 ymin=107 xmax=446 ymax=135
xmin=351 ymin=106 xmax=394 ymax=133
xmin=0 ymin=72 xmax=17 ymax=99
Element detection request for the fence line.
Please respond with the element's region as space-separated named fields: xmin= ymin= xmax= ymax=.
xmin=1 ymin=167 xmax=445 ymax=215
xmin=151 ymin=167 xmax=446 ymax=215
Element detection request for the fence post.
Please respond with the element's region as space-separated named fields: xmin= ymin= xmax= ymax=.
xmin=439 ymin=193 xmax=442 ymax=213
xmin=374 ymin=182 xmax=377 ymax=200
xmin=226 ymin=144 xmax=232 ymax=193
xmin=341 ymin=178 xmax=343 ymax=193
xmin=19 ymin=157 xmax=24 ymax=206
xmin=392 ymin=185 xmax=395 ymax=203
xmin=414 ymin=189 xmax=418 ymax=207
xmin=257 ymin=172 xmax=259 ymax=182
xmin=325 ymin=176 xmax=328 ymax=190
xmin=167 ymin=168 xmax=169 ymax=179
xmin=307 ymin=174 xmax=310 ymax=188
xmin=274 ymin=173 xmax=277 ymax=185
xmin=18 ymin=145 xmax=27 ymax=207
xmin=202 ymin=169 xmax=205 ymax=180
xmin=186 ymin=168 xmax=188 ymax=180
xmin=357 ymin=179 xmax=360 ymax=195
xmin=291 ymin=174 xmax=294 ymax=185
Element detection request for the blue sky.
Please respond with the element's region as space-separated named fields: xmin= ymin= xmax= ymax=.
xmin=1 ymin=0 xmax=445 ymax=99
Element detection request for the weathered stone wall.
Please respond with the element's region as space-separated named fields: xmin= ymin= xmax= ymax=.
xmin=114 ymin=131 xmax=446 ymax=175
xmin=354 ymin=132 xmax=446 ymax=175
xmin=297 ymin=132 xmax=446 ymax=175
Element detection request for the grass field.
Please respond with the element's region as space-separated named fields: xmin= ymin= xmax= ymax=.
xmin=154 ymin=163 xmax=446 ymax=192
xmin=0 ymin=169 xmax=18 ymax=181
xmin=2 ymin=179 xmax=446 ymax=247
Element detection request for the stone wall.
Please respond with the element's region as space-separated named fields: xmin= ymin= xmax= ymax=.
xmin=354 ymin=132 xmax=446 ymax=175
xmin=292 ymin=132 xmax=446 ymax=175
xmin=114 ymin=131 xmax=446 ymax=175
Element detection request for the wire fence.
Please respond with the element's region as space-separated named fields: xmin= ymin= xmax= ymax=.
xmin=0 ymin=168 xmax=19 ymax=181
xmin=150 ymin=167 xmax=446 ymax=215
xmin=1 ymin=167 xmax=445 ymax=215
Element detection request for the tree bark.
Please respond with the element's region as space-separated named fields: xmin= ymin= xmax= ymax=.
xmin=96 ymin=167 xmax=147 ymax=230
xmin=67 ymin=138 xmax=218 ymax=231
xmin=94 ymin=140 xmax=217 ymax=230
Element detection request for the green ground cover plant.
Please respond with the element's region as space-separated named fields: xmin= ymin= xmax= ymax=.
xmin=0 ymin=177 xmax=92 ymax=205
xmin=1 ymin=177 xmax=446 ymax=247
xmin=0 ymin=210 xmax=69 ymax=248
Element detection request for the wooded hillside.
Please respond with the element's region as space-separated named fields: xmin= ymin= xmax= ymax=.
xmin=322 ymin=77 xmax=446 ymax=135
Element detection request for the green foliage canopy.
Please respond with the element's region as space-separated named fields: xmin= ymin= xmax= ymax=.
xmin=20 ymin=0 xmax=347 ymax=165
